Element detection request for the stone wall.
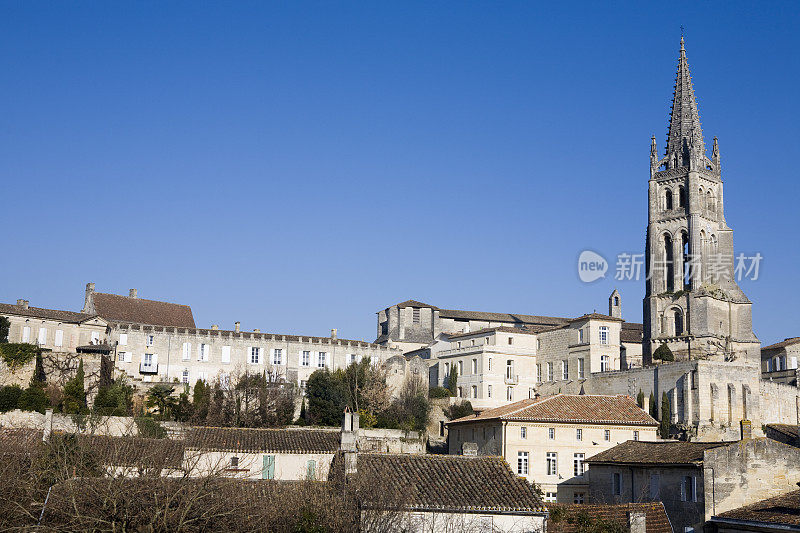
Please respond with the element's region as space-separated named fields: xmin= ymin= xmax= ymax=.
xmin=759 ymin=379 xmax=800 ymax=425
xmin=0 ymin=409 xmax=138 ymax=436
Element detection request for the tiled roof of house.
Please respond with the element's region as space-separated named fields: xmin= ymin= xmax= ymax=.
xmin=0 ymin=428 xmax=44 ymax=454
xmin=766 ymin=424 xmax=799 ymax=439
xmin=715 ymin=489 xmax=800 ymax=527
xmin=762 ymin=337 xmax=800 ymax=351
xmin=0 ymin=302 xmax=97 ymax=324
xmin=83 ymin=435 xmax=185 ymax=468
xmin=438 ymin=308 xmax=569 ymax=326
xmin=185 ymin=427 xmax=340 ymax=454
xmin=568 ymin=313 xmax=624 ymax=323
xmin=547 ymin=502 xmax=672 ymax=533
xmin=621 ymin=322 xmax=644 ymax=343
xmin=448 ymin=394 xmax=657 ymax=427
xmin=92 ymin=292 xmax=196 ymax=328
xmin=587 ymin=440 xmax=732 ymax=465
xmin=444 ymin=326 xmax=546 ymax=340
xmin=354 ymin=453 xmax=545 ymax=513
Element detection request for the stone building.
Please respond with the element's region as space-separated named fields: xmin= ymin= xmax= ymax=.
xmin=707 ymin=489 xmax=800 ymax=533
xmin=447 ymin=394 xmax=658 ymax=504
xmin=761 ymin=338 xmax=800 ymax=386
xmin=1 ymin=283 xmax=402 ymax=393
xmin=587 ymin=438 xmax=800 ymax=533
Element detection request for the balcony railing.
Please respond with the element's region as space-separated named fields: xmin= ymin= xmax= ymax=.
xmin=139 ymin=363 xmax=159 ymax=375
xmin=504 ymin=374 xmax=519 ymax=385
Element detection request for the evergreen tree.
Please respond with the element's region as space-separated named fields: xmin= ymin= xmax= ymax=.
xmin=653 ymin=343 xmax=674 ymax=362
xmin=191 ymin=379 xmax=210 ymax=423
xmin=659 ymin=392 xmax=671 ymax=439
xmin=447 ymin=365 xmax=458 ymax=396
xmin=649 ymin=391 xmax=657 ymax=419
xmin=62 ymin=359 xmax=87 ymax=414
xmin=99 ymin=355 xmax=113 ymax=388
xmin=0 ymin=316 xmax=9 ymax=343
xmin=299 ymin=397 xmax=307 ymax=424
xmin=306 ymin=369 xmax=349 ymax=426
xmin=637 ymin=390 xmax=645 ymax=408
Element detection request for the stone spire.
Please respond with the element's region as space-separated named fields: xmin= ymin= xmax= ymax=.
xmin=665 ymin=37 xmax=705 ymax=164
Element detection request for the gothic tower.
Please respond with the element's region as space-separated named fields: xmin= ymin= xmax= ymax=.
xmin=643 ymin=38 xmax=759 ymax=365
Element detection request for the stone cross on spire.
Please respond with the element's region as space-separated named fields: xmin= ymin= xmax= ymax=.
xmin=665 ymin=37 xmax=705 ymax=163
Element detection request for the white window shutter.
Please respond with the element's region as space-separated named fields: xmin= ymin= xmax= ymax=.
xmin=680 ymin=479 xmax=686 ymax=501
xmin=692 ymin=477 xmax=697 ymax=502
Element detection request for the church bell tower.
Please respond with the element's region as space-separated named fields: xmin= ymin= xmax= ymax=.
xmin=643 ymin=38 xmax=759 ymax=364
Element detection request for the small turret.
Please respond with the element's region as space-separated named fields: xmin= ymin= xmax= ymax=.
xmin=609 ymin=289 xmax=622 ymax=319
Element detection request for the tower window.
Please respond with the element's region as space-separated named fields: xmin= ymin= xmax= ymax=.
xmin=665 ymin=189 xmax=673 ymax=210
xmin=412 ymin=308 xmax=420 ymax=323
xmin=674 ymin=309 xmax=684 ymax=336
xmin=679 ymin=186 xmax=687 ymax=208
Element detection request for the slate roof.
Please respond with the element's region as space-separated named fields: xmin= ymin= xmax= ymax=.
xmin=0 ymin=302 xmax=97 ymax=324
xmin=547 ymin=502 xmax=672 ymax=533
xmin=185 ymin=427 xmax=340 ymax=454
xmin=621 ymin=322 xmax=644 ymax=343
xmin=444 ymin=326 xmax=545 ymax=340
xmin=568 ymin=313 xmax=624 ymax=323
xmin=714 ymin=489 xmax=800 ymax=528
xmin=448 ymin=394 xmax=657 ymax=427
xmin=762 ymin=337 xmax=800 ymax=351
xmin=438 ymin=308 xmax=570 ymax=327
xmin=766 ymin=424 xmax=800 ymax=439
xmin=587 ymin=440 xmax=732 ymax=465
xmin=92 ymin=292 xmax=196 ymax=328
xmin=354 ymin=453 xmax=545 ymax=513
xmin=0 ymin=428 xmax=43 ymax=454
xmin=83 ymin=435 xmax=185 ymax=468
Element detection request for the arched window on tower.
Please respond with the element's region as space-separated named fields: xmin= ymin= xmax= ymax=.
xmin=664 ymin=234 xmax=674 ymax=292
xmin=706 ymin=190 xmax=714 ymax=213
xmin=673 ymin=308 xmax=684 ymax=336
xmin=679 ymin=186 xmax=687 ymax=209
xmin=665 ymin=189 xmax=673 ymax=211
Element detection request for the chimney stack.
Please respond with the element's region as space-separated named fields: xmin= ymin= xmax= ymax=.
xmin=83 ymin=283 xmax=96 ymax=314
xmin=43 ymin=409 xmax=53 ymax=443
xmin=234 ymin=322 xmax=241 ymax=333
xmin=16 ymin=299 xmax=29 ymax=309
xmin=341 ymin=409 xmax=360 ymax=475
xmin=129 ymin=288 xmax=138 ymax=298
xmin=211 ymin=324 xmax=219 ymax=330
xmin=628 ymin=512 xmax=646 ymax=533
xmin=331 ymin=328 xmax=337 ymax=340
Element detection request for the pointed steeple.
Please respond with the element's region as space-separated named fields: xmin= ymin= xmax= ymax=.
xmin=665 ymin=37 xmax=705 ymax=163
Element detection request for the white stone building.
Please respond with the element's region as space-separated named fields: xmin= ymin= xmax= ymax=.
xmin=447 ymin=394 xmax=658 ymax=504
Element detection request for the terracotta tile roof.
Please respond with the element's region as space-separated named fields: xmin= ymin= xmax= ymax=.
xmin=763 ymin=337 xmax=800 ymax=351
xmin=715 ymin=489 xmax=800 ymax=527
xmin=185 ymin=426 xmax=340 ymax=454
xmin=92 ymin=292 xmax=196 ymax=328
xmin=0 ymin=302 xmax=97 ymax=324
xmin=448 ymin=394 xmax=657 ymax=427
xmin=82 ymin=435 xmax=185 ymax=469
xmin=621 ymin=322 xmax=644 ymax=343
xmin=568 ymin=313 xmax=624 ymax=323
xmin=438 ymin=308 xmax=570 ymax=327
xmin=0 ymin=428 xmax=43 ymax=454
xmin=587 ymin=440 xmax=732 ymax=465
xmin=547 ymin=503 xmax=672 ymax=533
xmin=766 ymin=424 xmax=800 ymax=439
xmin=354 ymin=453 xmax=545 ymax=513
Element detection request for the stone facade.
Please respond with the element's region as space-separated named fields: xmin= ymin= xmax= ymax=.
xmin=761 ymin=338 xmax=800 ymax=385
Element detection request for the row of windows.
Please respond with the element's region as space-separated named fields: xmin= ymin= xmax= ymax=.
xmin=455 ymin=384 xmax=535 ymax=402
xmin=120 ymin=346 xmax=363 ymax=369
xmin=518 ymin=427 xmax=638 ymax=442
xmin=767 ymin=355 xmax=798 ymax=372
xmin=20 ymin=325 xmax=99 ymax=347
xmin=516 ymin=452 xmax=585 ymax=478
xmin=611 ymin=472 xmax=697 ymax=502
xmin=537 ymin=358 xmax=592 ymax=382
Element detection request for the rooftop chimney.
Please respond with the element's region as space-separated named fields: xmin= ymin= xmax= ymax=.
xmin=129 ymin=288 xmax=138 ymax=298
xmin=234 ymin=322 xmax=241 ymax=333
xmin=16 ymin=299 xmax=29 ymax=309
xmin=83 ymin=282 xmax=96 ymax=314
xmin=341 ymin=409 xmax=359 ymax=475
xmin=331 ymin=328 xmax=338 ymax=340
xmin=211 ymin=324 xmax=219 ymax=330
xmin=628 ymin=511 xmax=646 ymax=533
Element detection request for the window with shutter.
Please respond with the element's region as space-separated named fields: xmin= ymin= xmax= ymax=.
xmin=22 ymin=326 xmax=31 ymax=342
xmin=221 ymin=346 xmax=231 ymax=364
xmin=54 ymin=330 xmax=64 ymax=347
xmin=119 ymin=333 xmax=128 ymax=346
xmin=263 ymin=455 xmax=275 ymax=479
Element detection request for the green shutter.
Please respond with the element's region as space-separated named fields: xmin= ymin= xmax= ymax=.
xmin=262 ymin=455 xmax=275 ymax=480
xmin=306 ymin=459 xmax=316 ymax=480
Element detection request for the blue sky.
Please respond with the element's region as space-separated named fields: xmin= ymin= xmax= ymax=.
xmin=1 ymin=2 xmax=798 ymax=345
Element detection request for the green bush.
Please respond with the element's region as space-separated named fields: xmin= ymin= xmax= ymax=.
xmin=94 ymin=381 xmax=133 ymax=416
xmin=135 ymin=417 xmax=167 ymax=439
xmin=0 ymin=343 xmax=39 ymax=371
xmin=0 ymin=316 xmax=10 ymax=343
xmin=18 ymin=385 xmax=48 ymax=413
xmin=446 ymin=401 xmax=474 ymax=420
xmin=0 ymin=384 xmax=23 ymax=411
xmin=62 ymin=359 xmax=87 ymax=414
xmin=428 ymin=387 xmax=452 ymax=399
xmin=653 ymin=343 xmax=674 ymax=362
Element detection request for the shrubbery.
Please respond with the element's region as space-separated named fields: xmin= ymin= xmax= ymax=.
xmin=0 ymin=385 xmax=23 ymax=412
xmin=0 ymin=343 xmax=39 ymax=371
xmin=653 ymin=343 xmax=674 ymax=361
xmin=428 ymin=387 xmax=452 ymax=399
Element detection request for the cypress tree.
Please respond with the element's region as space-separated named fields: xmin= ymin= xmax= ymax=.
xmin=63 ymin=359 xmax=87 ymax=414
xmin=649 ymin=391 xmax=657 ymax=419
xmin=447 ymin=365 xmax=458 ymax=396
xmin=659 ymin=392 xmax=671 ymax=439
xmin=636 ymin=390 xmax=644 ymax=408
